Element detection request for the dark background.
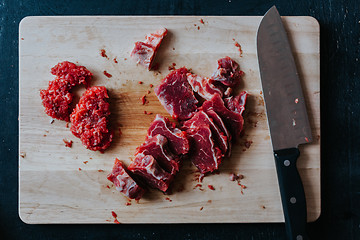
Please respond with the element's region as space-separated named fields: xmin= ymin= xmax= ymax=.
xmin=1 ymin=0 xmax=359 ymax=239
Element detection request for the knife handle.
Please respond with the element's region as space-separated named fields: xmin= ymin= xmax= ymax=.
xmin=274 ymin=148 xmax=309 ymax=240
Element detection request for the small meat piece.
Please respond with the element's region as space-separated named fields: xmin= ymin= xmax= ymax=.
xmin=147 ymin=114 xmax=189 ymax=155
xmin=131 ymin=42 xmax=155 ymax=70
xmin=50 ymin=61 xmax=93 ymax=88
xmin=186 ymin=125 xmax=222 ymax=174
xmin=144 ymin=28 xmax=168 ymax=48
xmin=128 ymin=153 xmax=174 ymax=192
xmin=224 ymin=91 xmax=249 ymax=115
xmin=211 ymin=56 xmax=243 ymax=87
xmin=40 ymin=61 xmax=93 ymax=121
xmin=130 ymin=28 xmax=167 ymax=70
xmin=201 ymin=93 xmax=245 ymax=140
xmin=107 ymin=159 xmax=146 ymax=200
xmin=155 ymin=68 xmax=198 ymax=120
xmin=70 ymin=86 xmax=113 ymax=151
xmin=186 ymin=73 xmax=223 ymax=100
xmin=136 ymin=134 xmax=180 ymax=174
xmin=40 ymin=77 xmax=73 ymax=121
xmin=182 ymin=111 xmax=228 ymax=156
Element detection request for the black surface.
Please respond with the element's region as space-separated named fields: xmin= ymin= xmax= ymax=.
xmin=1 ymin=0 xmax=359 ymax=239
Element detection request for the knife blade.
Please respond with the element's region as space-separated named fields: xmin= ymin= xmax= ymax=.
xmin=257 ymin=6 xmax=312 ymax=240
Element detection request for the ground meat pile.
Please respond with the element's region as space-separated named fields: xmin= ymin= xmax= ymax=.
xmin=40 ymin=61 xmax=93 ymax=121
xmin=40 ymin=62 xmax=113 ymax=151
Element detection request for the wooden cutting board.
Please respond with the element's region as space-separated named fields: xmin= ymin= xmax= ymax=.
xmin=19 ymin=16 xmax=320 ymax=224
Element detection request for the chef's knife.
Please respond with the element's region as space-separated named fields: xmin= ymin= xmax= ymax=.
xmin=257 ymin=6 xmax=312 ymax=240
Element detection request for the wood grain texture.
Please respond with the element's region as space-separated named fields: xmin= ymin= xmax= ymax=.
xmin=19 ymin=16 xmax=320 ymax=224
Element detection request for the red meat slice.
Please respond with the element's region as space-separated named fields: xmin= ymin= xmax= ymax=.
xmin=182 ymin=111 xmax=228 ymax=156
xmin=147 ymin=114 xmax=189 ymax=155
xmin=107 ymin=159 xmax=146 ymax=200
xmin=40 ymin=61 xmax=93 ymax=121
xmin=201 ymin=93 xmax=245 ymax=140
xmin=128 ymin=153 xmax=174 ymax=192
xmin=155 ymin=68 xmax=198 ymax=120
xmin=224 ymin=91 xmax=249 ymax=115
xmin=211 ymin=56 xmax=243 ymax=87
xmin=186 ymin=73 xmax=223 ymax=100
xmin=130 ymin=28 xmax=168 ymax=70
xmin=40 ymin=77 xmax=73 ymax=121
xmin=185 ymin=125 xmax=222 ymax=174
xmin=70 ymin=86 xmax=113 ymax=151
xmin=205 ymin=109 xmax=232 ymax=156
xmin=136 ymin=134 xmax=180 ymax=174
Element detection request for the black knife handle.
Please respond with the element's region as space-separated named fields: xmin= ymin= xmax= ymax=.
xmin=274 ymin=148 xmax=309 ymax=240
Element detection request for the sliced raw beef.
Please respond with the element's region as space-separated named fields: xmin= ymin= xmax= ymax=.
xmin=70 ymin=86 xmax=113 ymax=151
xmin=201 ymin=93 xmax=246 ymax=140
xmin=205 ymin=109 xmax=232 ymax=156
xmin=182 ymin=111 xmax=228 ymax=156
xmin=185 ymin=125 xmax=222 ymax=174
xmin=155 ymin=68 xmax=198 ymax=120
xmin=224 ymin=91 xmax=249 ymax=115
xmin=107 ymin=159 xmax=146 ymax=200
xmin=40 ymin=61 xmax=93 ymax=121
xmin=186 ymin=73 xmax=223 ymax=100
xmin=147 ymin=114 xmax=189 ymax=155
xmin=128 ymin=153 xmax=174 ymax=192
xmin=211 ymin=56 xmax=243 ymax=87
xmin=136 ymin=134 xmax=180 ymax=174
xmin=130 ymin=28 xmax=168 ymax=70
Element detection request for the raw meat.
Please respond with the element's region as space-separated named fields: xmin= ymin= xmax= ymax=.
xmin=155 ymin=68 xmax=198 ymax=120
xmin=186 ymin=73 xmax=223 ymax=100
xmin=205 ymin=109 xmax=232 ymax=156
xmin=130 ymin=28 xmax=168 ymax=70
xmin=147 ymin=114 xmax=189 ymax=155
xmin=201 ymin=93 xmax=245 ymax=140
xmin=182 ymin=111 xmax=228 ymax=156
xmin=40 ymin=77 xmax=73 ymax=121
xmin=185 ymin=125 xmax=222 ymax=174
xmin=40 ymin=61 xmax=93 ymax=121
xmin=107 ymin=159 xmax=146 ymax=200
xmin=211 ymin=56 xmax=243 ymax=87
xmin=136 ymin=134 xmax=180 ymax=174
xmin=224 ymin=91 xmax=249 ymax=115
xmin=128 ymin=153 xmax=174 ymax=192
xmin=70 ymin=86 xmax=113 ymax=151
xmin=50 ymin=61 xmax=93 ymax=88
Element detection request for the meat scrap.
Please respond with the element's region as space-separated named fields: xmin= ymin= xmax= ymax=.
xmin=70 ymin=86 xmax=113 ymax=151
xmin=147 ymin=114 xmax=189 ymax=155
xmin=155 ymin=68 xmax=198 ymax=120
xmin=211 ymin=56 xmax=243 ymax=87
xmin=224 ymin=91 xmax=248 ymax=115
xmin=107 ymin=159 xmax=146 ymax=200
xmin=130 ymin=28 xmax=168 ymax=70
xmin=136 ymin=134 xmax=180 ymax=174
xmin=128 ymin=154 xmax=174 ymax=192
xmin=40 ymin=61 xmax=93 ymax=121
